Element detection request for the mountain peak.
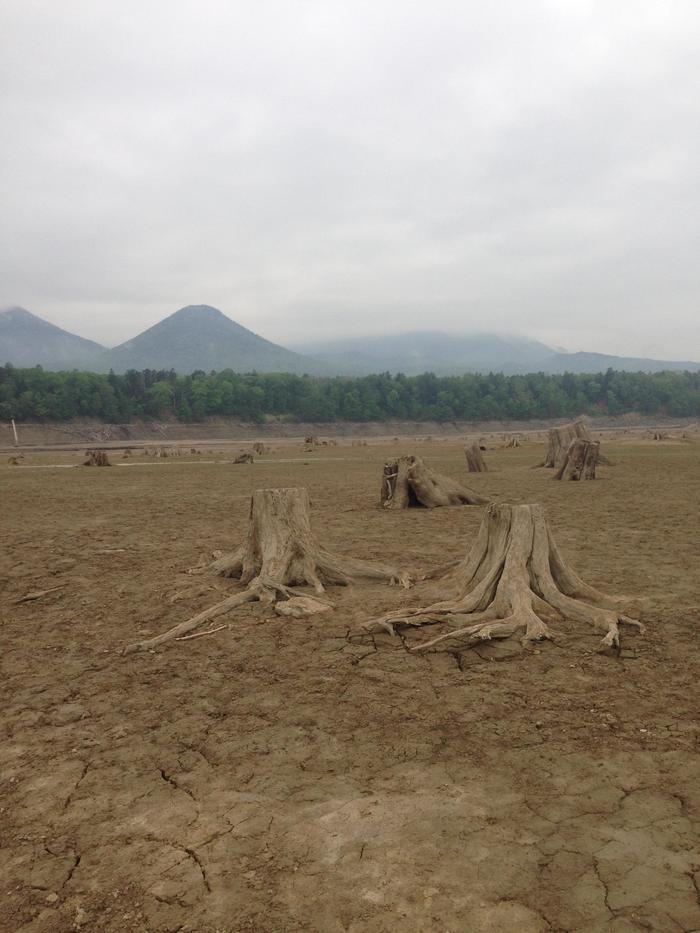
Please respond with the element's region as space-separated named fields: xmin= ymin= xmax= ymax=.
xmin=1 ymin=305 xmax=35 ymax=320
xmin=102 ymin=305 xmax=318 ymax=374
xmin=171 ymin=304 xmax=227 ymax=319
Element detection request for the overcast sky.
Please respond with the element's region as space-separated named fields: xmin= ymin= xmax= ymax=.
xmin=1 ymin=1 xmax=698 ymax=358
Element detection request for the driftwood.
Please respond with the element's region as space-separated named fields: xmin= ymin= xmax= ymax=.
xmin=465 ymin=442 xmax=488 ymax=473
xmin=123 ymin=487 xmax=410 ymax=653
xmin=362 ymin=502 xmax=643 ymax=654
xmin=84 ymin=449 xmax=111 ymax=467
xmin=553 ymin=439 xmax=599 ymax=480
xmin=381 ymin=456 xmax=488 ymax=509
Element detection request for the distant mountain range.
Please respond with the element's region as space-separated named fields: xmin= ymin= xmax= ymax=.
xmin=1 ymin=304 xmax=698 ymax=376
xmin=294 ymin=332 xmax=557 ymax=375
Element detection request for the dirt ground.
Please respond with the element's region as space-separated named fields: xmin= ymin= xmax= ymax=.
xmin=2 ymin=437 xmax=699 ymax=932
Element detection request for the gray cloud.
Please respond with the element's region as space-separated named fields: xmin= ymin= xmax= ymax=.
xmin=1 ymin=0 xmax=698 ymax=358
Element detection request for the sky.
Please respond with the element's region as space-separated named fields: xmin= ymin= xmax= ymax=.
xmin=1 ymin=0 xmax=699 ymax=359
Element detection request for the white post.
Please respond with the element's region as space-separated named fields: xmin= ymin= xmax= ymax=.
xmin=11 ymin=418 xmax=19 ymax=446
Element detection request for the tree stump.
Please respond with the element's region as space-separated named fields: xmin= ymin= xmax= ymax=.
xmin=380 ymin=456 xmax=488 ymax=509
xmin=233 ymin=452 xmax=254 ymax=464
xmin=84 ymin=449 xmax=111 ymax=467
xmin=553 ymin=439 xmax=599 ymax=480
xmin=465 ymin=442 xmax=488 ymax=473
xmin=252 ymin=443 xmax=267 ymax=455
xmin=362 ymin=502 xmax=643 ymax=653
xmin=541 ymin=418 xmax=591 ymax=468
xmin=503 ymin=435 xmax=521 ymax=448
xmin=123 ymin=487 xmax=410 ymax=654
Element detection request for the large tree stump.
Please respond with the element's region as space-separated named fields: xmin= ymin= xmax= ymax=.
xmin=380 ymin=455 xmax=488 ymax=509
xmin=553 ymin=439 xmax=599 ymax=480
xmin=362 ymin=503 xmax=643 ymax=653
xmin=465 ymin=442 xmax=488 ymax=473
xmin=123 ymin=487 xmax=410 ymax=654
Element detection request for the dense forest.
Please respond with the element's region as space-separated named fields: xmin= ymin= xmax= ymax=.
xmin=1 ymin=364 xmax=699 ymax=424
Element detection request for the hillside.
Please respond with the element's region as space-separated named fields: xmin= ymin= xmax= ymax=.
xmin=0 ymin=306 xmax=105 ymax=368
xmin=101 ymin=305 xmax=322 ymax=374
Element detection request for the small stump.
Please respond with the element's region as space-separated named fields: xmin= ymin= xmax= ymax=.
xmin=465 ymin=442 xmax=488 ymax=473
xmin=84 ymin=449 xmax=111 ymax=467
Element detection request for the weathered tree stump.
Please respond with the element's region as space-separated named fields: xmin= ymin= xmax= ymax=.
xmin=362 ymin=502 xmax=643 ymax=654
xmin=84 ymin=449 xmax=111 ymax=467
xmin=381 ymin=456 xmax=488 ymax=509
xmin=252 ymin=443 xmax=267 ymax=455
xmin=123 ymin=487 xmax=410 ymax=653
xmin=233 ymin=452 xmax=254 ymax=464
xmin=553 ymin=439 xmax=599 ymax=480
xmin=541 ymin=418 xmax=591 ymax=468
xmin=465 ymin=442 xmax=488 ymax=473
xmin=503 ymin=435 xmax=521 ymax=448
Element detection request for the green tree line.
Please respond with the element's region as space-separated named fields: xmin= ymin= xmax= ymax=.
xmin=1 ymin=364 xmax=698 ymax=423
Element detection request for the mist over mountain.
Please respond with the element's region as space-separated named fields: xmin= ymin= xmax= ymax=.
xmin=0 ymin=306 xmax=105 ymax=368
xmin=2 ymin=304 xmax=698 ymax=377
xmin=296 ymin=332 xmax=557 ymax=376
xmin=540 ymin=350 xmax=700 ymax=374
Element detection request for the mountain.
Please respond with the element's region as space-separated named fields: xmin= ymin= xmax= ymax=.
xmin=101 ymin=305 xmax=322 ymax=374
xmin=540 ymin=350 xmax=700 ymax=374
xmin=0 ymin=306 xmax=106 ymax=368
xmin=3 ymin=305 xmax=698 ymax=376
xmin=295 ymin=331 xmax=557 ymax=376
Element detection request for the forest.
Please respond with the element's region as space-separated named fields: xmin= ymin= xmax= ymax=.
xmin=1 ymin=364 xmax=698 ymax=424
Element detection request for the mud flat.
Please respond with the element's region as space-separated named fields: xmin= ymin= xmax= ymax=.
xmin=1 ymin=440 xmax=699 ymax=931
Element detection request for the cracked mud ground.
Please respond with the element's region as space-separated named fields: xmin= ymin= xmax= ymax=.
xmin=1 ymin=441 xmax=699 ymax=932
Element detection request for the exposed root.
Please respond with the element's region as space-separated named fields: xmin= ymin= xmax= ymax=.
xmin=361 ymin=503 xmax=644 ymax=655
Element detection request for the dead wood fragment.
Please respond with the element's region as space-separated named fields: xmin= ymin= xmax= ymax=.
xmin=175 ymin=625 xmax=228 ymax=641
xmin=15 ymin=585 xmax=65 ymax=604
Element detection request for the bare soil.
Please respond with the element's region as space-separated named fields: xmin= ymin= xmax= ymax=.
xmin=1 ymin=438 xmax=699 ymax=932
